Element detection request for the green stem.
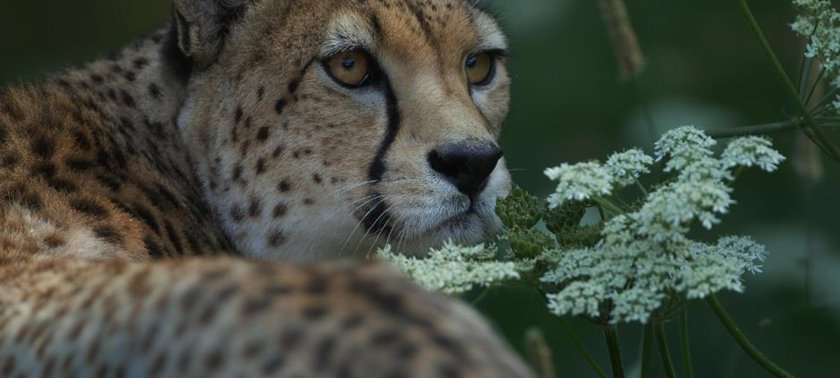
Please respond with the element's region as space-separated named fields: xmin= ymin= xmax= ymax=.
xmin=593 ymin=196 xmax=625 ymax=215
xmin=707 ymin=119 xmax=800 ymax=139
xmin=707 ymin=295 xmax=797 ymax=378
xmin=559 ymin=318 xmax=610 ymax=378
xmin=655 ymin=323 xmax=678 ymax=378
xmin=737 ymin=0 xmax=840 ymax=163
xmin=804 ymin=66 xmax=826 ymax=106
xmin=603 ymin=326 xmax=626 ymax=378
xmin=680 ymin=311 xmax=695 ymax=378
xmin=471 ymin=287 xmax=492 ymax=306
xmin=641 ymin=323 xmax=655 ymax=378
xmin=635 ymin=179 xmax=649 ymax=197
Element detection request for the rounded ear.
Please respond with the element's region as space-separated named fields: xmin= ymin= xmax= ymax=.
xmin=173 ymin=0 xmax=248 ymax=68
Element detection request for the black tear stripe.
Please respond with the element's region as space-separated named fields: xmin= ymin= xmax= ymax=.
xmin=363 ymin=78 xmax=401 ymax=234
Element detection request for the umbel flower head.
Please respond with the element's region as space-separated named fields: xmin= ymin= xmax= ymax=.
xmin=378 ymin=241 xmax=519 ymax=295
xmin=541 ymin=126 xmax=784 ymax=323
xmin=791 ymin=0 xmax=840 ymax=112
xmin=545 ymin=162 xmax=613 ymax=208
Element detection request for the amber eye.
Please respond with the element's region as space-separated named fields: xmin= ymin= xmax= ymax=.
xmin=465 ymin=52 xmax=494 ymax=86
xmin=326 ymin=51 xmax=371 ymax=87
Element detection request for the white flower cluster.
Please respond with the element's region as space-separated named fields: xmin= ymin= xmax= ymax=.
xmin=791 ymin=0 xmax=840 ymax=111
xmin=720 ymin=136 xmax=787 ymax=171
xmin=542 ymin=126 xmax=782 ymax=323
xmin=606 ymin=149 xmax=655 ymax=187
xmin=378 ymin=241 xmax=520 ymax=295
xmin=545 ymin=162 xmax=613 ymax=208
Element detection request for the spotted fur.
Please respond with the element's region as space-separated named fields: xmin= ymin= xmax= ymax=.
xmin=0 ymin=0 xmax=526 ymax=376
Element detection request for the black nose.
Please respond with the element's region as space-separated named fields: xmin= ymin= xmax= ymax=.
xmin=428 ymin=141 xmax=503 ymax=197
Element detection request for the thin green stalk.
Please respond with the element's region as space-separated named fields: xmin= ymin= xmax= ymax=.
xmin=559 ymin=318 xmax=610 ymax=378
xmin=707 ymin=295 xmax=797 ymax=378
xmin=737 ymin=0 xmax=840 ymax=163
xmin=641 ymin=323 xmax=655 ymax=378
xmin=810 ymin=86 xmax=840 ymax=113
xmin=799 ymin=56 xmax=815 ymax=98
xmin=471 ymin=287 xmax=492 ymax=306
xmin=679 ymin=311 xmax=695 ymax=378
xmin=655 ymin=323 xmax=678 ymax=378
xmin=593 ymin=196 xmax=625 ymax=215
xmin=603 ymin=326 xmax=626 ymax=378
xmin=635 ymin=179 xmax=649 ymax=197
xmin=707 ymin=119 xmax=799 ymax=139
xmin=804 ymin=66 xmax=826 ymax=106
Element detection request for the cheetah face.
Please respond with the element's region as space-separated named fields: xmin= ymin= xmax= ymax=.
xmin=178 ymin=0 xmax=511 ymax=261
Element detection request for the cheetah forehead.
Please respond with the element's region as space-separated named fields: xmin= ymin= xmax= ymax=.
xmin=320 ymin=3 xmax=508 ymax=59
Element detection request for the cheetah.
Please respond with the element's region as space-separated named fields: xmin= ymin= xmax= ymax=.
xmin=0 ymin=0 xmax=528 ymax=377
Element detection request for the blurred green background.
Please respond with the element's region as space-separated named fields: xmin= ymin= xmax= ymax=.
xmin=2 ymin=0 xmax=838 ymax=376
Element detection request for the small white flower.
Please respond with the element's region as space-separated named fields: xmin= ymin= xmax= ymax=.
xmin=544 ymin=162 xmax=613 ymax=208
xmin=721 ymin=136 xmax=787 ymax=172
xmin=605 ymin=149 xmax=655 ymax=187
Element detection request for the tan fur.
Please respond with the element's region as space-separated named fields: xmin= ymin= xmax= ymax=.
xmin=0 ymin=0 xmax=527 ymax=376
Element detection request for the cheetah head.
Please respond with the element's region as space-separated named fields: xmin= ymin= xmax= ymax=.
xmin=175 ymin=0 xmax=512 ymax=261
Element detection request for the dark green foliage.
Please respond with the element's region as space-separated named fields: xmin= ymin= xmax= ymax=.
xmin=543 ymin=201 xmax=588 ymax=235
xmin=496 ymin=187 xmax=542 ymax=229
xmin=507 ymin=226 xmax=556 ymax=259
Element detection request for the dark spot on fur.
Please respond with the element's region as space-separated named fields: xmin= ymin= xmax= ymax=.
xmin=313 ymin=337 xmax=337 ymax=372
xmin=72 ymin=131 xmax=93 ymax=151
xmin=256 ymin=126 xmax=270 ymax=141
xmin=272 ymin=146 xmax=284 ymax=158
xmin=244 ymin=198 xmax=261 ymax=218
xmin=44 ymin=234 xmax=67 ymax=249
xmin=32 ymin=136 xmax=56 ymax=159
xmin=144 ymin=236 xmax=166 ymax=258
xmin=66 ymin=158 xmax=95 ymax=171
xmin=303 ymin=305 xmax=328 ymax=320
xmin=268 ymin=229 xmax=286 ymax=247
xmin=1 ymin=153 xmax=18 ymax=169
xmin=261 ymin=357 xmax=285 ymax=375
xmin=275 ymin=99 xmax=287 ymax=114
xmin=277 ymin=180 xmax=292 ymax=193
xmin=255 ymin=158 xmax=266 ymax=175
xmin=134 ymin=206 xmax=160 ymax=234
xmin=48 ymin=178 xmax=78 ymax=193
xmin=165 ymin=220 xmax=184 ymax=254
xmin=71 ymin=198 xmax=109 ymax=218
xmin=235 ymin=107 xmax=243 ymax=124
xmin=31 ymin=162 xmax=57 ymax=179
xmin=93 ymin=225 xmax=123 ymax=245
xmin=272 ymin=203 xmax=288 ymax=218
xmin=133 ymin=57 xmax=149 ymax=69
xmin=231 ymin=204 xmax=245 ymax=222
xmin=278 ymin=328 xmax=304 ymax=353
xmin=120 ymin=90 xmax=136 ymax=107
xmin=149 ymin=84 xmax=162 ymax=99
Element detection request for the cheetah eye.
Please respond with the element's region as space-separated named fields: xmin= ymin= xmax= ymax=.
xmin=465 ymin=51 xmax=495 ymax=86
xmin=325 ymin=51 xmax=372 ymax=87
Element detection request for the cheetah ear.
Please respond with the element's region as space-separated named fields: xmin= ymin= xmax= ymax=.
xmin=172 ymin=0 xmax=248 ymax=68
